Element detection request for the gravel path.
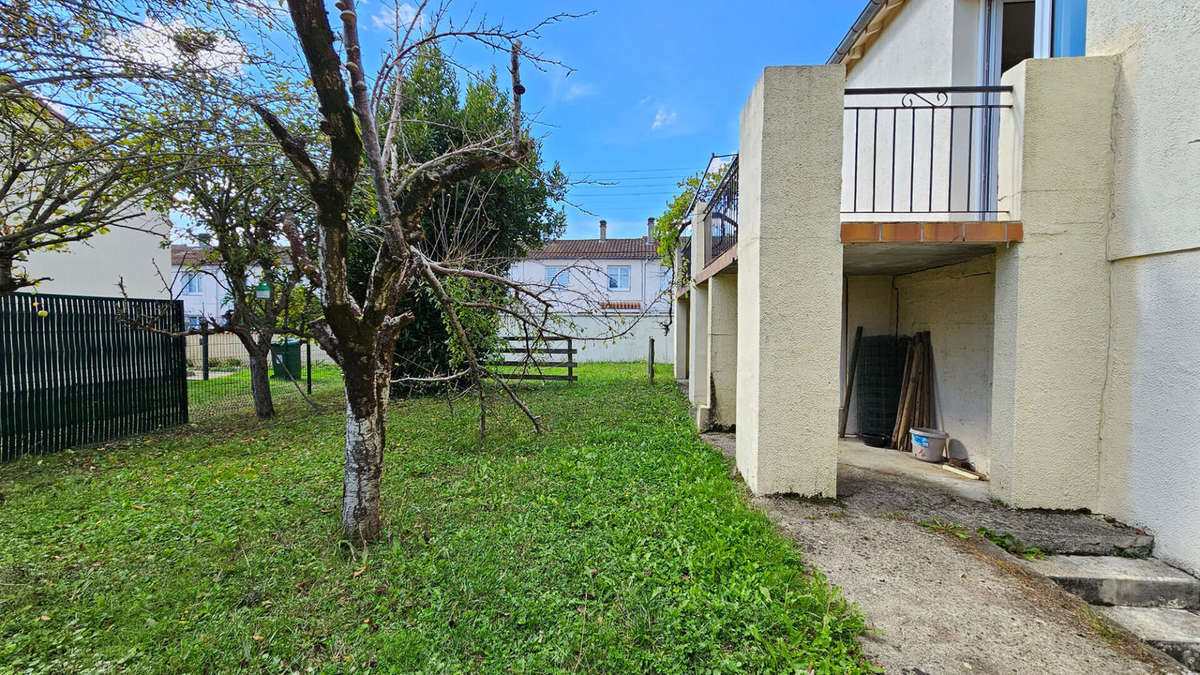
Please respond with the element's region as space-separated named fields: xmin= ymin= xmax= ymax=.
xmin=701 ymin=433 xmax=1182 ymax=674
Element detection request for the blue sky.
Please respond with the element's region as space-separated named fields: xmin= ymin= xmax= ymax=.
xmin=360 ymin=0 xmax=863 ymax=240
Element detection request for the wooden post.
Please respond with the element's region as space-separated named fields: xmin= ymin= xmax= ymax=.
xmin=648 ymin=336 xmax=655 ymax=383
xmin=838 ymin=326 xmax=863 ymax=437
xmin=306 ymin=340 xmax=313 ymax=394
xmin=567 ymin=337 xmax=575 ymax=382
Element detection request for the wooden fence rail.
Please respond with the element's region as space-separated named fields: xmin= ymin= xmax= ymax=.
xmin=489 ymin=336 xmax=578 ymax=382
xmin=0 ymin=293 xmax=187 ymax=461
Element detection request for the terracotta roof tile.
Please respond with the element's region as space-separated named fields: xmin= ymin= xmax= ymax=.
xmin=526 ymin=237 xmax=658 ymax=261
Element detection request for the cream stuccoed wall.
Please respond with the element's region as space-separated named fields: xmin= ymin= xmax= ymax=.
xmin=1100 ymin=251 xmax=1200 ymax=576
xmin=896 ymin=256 xmax=995 ymax=474
xmin=991 ymin=56 xmax=1117 ymax=510
xmin=840 ymin=276 xmax=896 ymax=437
xmin=672 ymin=294 xmax=689 ymax=380
xmin=736 ymin=65 xmax=844 ymax=496
xmin=705 ymin=274 xmax=737 ymax=429
xmin=23 ymin=211 xmax=170 ymax=299
xmin=1086 ymin=1 xmax=1200 ymax=574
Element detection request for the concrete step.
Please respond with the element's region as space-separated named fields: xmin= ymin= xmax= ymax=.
xmin=1025 ymin=555 xmax=1200 ymax=609
xmin=1101 ymin=606 xmax=1200 ymax=672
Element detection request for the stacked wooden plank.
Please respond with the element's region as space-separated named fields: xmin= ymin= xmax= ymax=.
xmin=891 ymin=331 xmax=933 ymax=452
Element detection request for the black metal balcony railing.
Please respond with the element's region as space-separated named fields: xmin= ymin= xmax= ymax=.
xmin=843 ymin=85 xmax=1012 ymax=216
xmin=705 ymin=155 xmax=738 ymax=266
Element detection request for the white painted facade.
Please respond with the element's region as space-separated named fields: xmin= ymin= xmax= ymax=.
xmin=507 ymin=255 xmax=671 ymax=315
xmin=22 ymin=211 xmax=171 ymax=299
xmin=507 ymin=234 xmax=674 ymax=363
xmin=172 ymin=263 xmax=233 ymax=328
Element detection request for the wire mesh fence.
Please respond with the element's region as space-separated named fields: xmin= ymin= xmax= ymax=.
xmin=185 ymin=333 xmax=343 ymax=421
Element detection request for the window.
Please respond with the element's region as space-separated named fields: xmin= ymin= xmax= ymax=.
xmin=186 ymin=315 xmax=203 ymax=330
xmin=1051 ymin=0 xmax=1087 ymax=57
xmin=545 ymin=266 xmax=568 ymax=288
xmin=607 ymin=265 xmax=630 ymax=291
xmin=182 ymin=273 xmax=203 ymax=294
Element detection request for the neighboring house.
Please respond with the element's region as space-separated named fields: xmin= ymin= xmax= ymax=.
xmin=672 ymin=0 xmax=1200 ymax=577
xmin=1 ymin=91 xmax=171 ymax=299
xmin=171 ymin=244 xmax=234 ymax=329
xmin=509 ymin=219 xmax=673 ymax=363
xmin=23 ymin=213 xmax=171 ymax=299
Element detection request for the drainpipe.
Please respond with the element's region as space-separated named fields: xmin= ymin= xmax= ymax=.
xmin=827 ymin=0 xmax=889 ymax=65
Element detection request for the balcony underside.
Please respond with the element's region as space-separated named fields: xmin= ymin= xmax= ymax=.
xmin=842 ymin=220 xmax=1022 ymax=275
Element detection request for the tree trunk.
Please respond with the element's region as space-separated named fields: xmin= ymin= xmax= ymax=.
xmin=240 ymin=338 xmax=276 ymax=420
xmin=339 ymin=353 xmax=391 ymax=543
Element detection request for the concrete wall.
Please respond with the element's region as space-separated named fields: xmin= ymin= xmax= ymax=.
xmin=501 ymin=313 xmax=672 ymax=364
xmin=24 ymin=212 xmax=170 ymax=299
xmin=896 ymin=256 xmax=995 ymax=474
xmin=552 ymin=313 xmax=672 ymax=364
xmin=991 ymin=56 xmax=1117 ymax=511
xmin=1086 ymin=1 xmax=1200 ymax=574
xmin=736 ymin=65 xmax=844 ymax=496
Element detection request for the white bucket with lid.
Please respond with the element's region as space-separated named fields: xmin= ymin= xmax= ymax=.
xmin=910 ymin=428 xmax=948 ymax=463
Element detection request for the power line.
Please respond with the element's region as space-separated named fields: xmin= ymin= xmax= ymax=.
xmin=565 ymin=166 xmax=695 ymax=175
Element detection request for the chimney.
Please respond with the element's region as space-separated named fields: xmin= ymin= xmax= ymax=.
xmin=599 ymin=219 xmax=607 ymax=241
xmin=646 ymin=217 xmax=656 ymax=242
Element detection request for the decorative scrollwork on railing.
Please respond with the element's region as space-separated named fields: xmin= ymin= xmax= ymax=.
xmin=900 ymin=91 xmax=949 ymax=108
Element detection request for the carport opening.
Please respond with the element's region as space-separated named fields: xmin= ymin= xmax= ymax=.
xmin=838 ymin=245 xmax=998 ymax=485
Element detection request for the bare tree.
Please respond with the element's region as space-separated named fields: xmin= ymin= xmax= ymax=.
xmin=247 ymin=0 xmax=617 ymax=542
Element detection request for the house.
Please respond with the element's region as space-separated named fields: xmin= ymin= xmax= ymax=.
xmin=171 ymin=244 xmax=233 ymax=329
xmin=509 ymin=219 xmax=674 ymax=363
xmin=1 ymin=90 xmax=170 ymax=299
xmin=22 ymin=214 xmax=171 ymax=299
xmin=672 ymin=0 xmax=1200 ymax=578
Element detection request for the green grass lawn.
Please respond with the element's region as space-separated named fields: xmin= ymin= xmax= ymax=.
xmin=0 ymin=363 xmax=869 ymax=673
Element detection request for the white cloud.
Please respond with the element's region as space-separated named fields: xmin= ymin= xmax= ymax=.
xmin=371 ymin=3 xmax=423 ymax=33
xmin=107 ymin=18 xmax=245 ymax=75
xmin=651 ymin=105 xmax=677 ymax=130
xmin=564 ymin=82 xmax=596 ymax=101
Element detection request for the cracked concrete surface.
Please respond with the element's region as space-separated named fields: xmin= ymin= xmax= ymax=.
xmin=701 ymin=432 xmax=1182 ymax=673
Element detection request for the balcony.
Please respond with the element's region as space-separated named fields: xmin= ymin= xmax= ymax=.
xmin=842 ymin=85 xmax=1013 ymax=219
xmin=706 ymin=155 xmax=738 ymax=268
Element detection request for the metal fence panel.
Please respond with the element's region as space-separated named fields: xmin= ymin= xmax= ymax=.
xmin=0 ymin=292 xmax=187 ymax=460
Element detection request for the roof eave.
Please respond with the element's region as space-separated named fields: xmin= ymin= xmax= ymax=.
xmin=827 ymin=0 xmax=908 ymax=71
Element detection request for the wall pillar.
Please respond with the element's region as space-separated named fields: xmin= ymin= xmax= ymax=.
xmin=672 ymin=244 xmax=689 ymax=381
xmin=672 ymin=295 xmax=689 ymax=381
xmin=736 ymin=66 xmax=845 ymax=496
xmin=687 ymin=204 xmax=711 ymax=409
xmin=706 ymin=273 xmax=737 ymax=429
xmin=990 ymin=56 xmax=1118 ymax=510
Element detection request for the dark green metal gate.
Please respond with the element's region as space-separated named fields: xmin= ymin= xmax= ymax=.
xmin=0 ymin=293 xmax=188 ymax=461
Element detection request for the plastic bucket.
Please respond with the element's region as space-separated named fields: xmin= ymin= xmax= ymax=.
xmin=910 ymin=428 xmax=948 ymax=463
